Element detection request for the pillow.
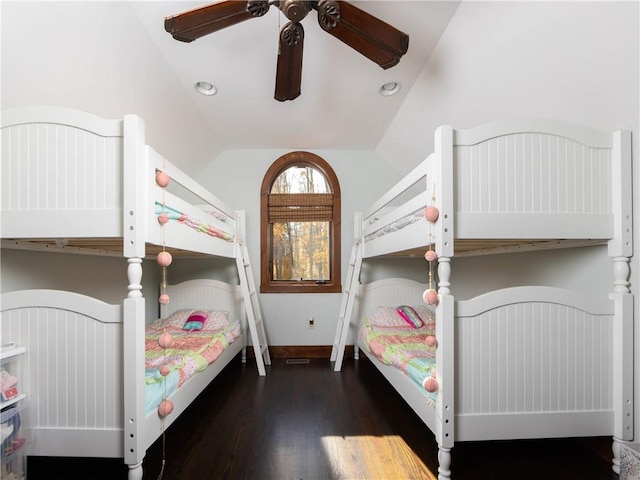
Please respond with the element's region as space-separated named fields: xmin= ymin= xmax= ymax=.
xmin=366 ymin=305 xmax=434 ymax=329
xmin=202 ymin=310 xmax=231 ymax=330
xmin=366 ymin=306 xmax=408 ymax=328
xmin=157 ymin=308 xmax=231 ymax=331
xmin=183 ymin=311 xmax=208 ymax=331
xmin=396 ymin=305 xmax=424 ymax=329
xmin=411 ymin=305 xmax=435 ymax=329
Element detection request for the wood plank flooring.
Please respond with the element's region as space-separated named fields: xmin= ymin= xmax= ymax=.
xmin=28 ymin=355 xmax=617 ymax=479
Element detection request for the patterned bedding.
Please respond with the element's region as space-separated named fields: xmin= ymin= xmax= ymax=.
xmin=144 ymin=310 xmax=241 ymax=415
xmin=359 ymin=306 xmax=437 ymax=405
xmin=155 ymin=202 xmax=234 ymax=241
xmin=364 ymin=207 xmax=425 ymax=242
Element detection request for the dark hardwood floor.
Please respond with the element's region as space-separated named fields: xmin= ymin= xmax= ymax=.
xmin=29 ymin=355 xmax=617 ymax=480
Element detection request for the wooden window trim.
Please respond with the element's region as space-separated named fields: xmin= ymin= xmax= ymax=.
xmin=260 ymin=151 xmax=341 ymax=293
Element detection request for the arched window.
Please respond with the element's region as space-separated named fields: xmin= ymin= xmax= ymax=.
xmin=260 ymin=151 xmax=341 ymax=293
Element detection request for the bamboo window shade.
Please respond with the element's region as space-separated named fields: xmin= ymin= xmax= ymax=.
xmin=268 ymin=193 xmax=334 ymax=222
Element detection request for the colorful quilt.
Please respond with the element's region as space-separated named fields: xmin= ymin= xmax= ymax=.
xmin=144 ymin=318 xmax=241 ymax=415
xmin=360 ymin=322 xmax=437 ymax=405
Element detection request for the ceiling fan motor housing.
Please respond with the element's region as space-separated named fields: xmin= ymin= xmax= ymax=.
xmin=279 ymin=0 xmax=311 ymax=22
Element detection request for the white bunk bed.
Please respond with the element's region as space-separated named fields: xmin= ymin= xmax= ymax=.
xmin=0 ymin=280 xmax=243 ymax=476
xmin=0 ymin=106 xmax=270 ymax=479
xmin=332 ymin=119 xmax=633 ymax=478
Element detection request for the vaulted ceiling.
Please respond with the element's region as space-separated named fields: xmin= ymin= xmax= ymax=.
xmin=1 ymin=1 xmax=460 ymax=171
xmin=131 ymin=1 xmax=460 ymax=146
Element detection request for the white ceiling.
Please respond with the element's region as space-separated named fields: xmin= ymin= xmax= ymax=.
xmin=129 ymin=1 xmax=460 ymax=151
xmin=1 ymin=1 xmax=460 ymax=167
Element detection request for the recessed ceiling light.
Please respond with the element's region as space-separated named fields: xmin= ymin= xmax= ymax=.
xmin=379 ymin=81 xmax=401 ymax=96
xmin=195 ymin=81 xmax=217 ymax=96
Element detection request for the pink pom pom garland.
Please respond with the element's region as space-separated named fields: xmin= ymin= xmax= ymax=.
xmin=423 ymin=288 xmax=438 ymax=305
xmin=158 ymin=399 xmax=174 ymax=417
xmin=423 ymin=375 xmax=439 ymax=393
xmin=157 ymin=251 xmax=173 ymax=267
xmin=424 ymin=250 xmax=437 ymax=262
xmin=158 ymin=330 xmax=174 ymax=349
xmin=156 ymin=167 xmax=174 ymax=474
xmin=424 ymin=205 xmax=439 ymax=222
xmin=155 ymin=170 xmax=170 ymax=188
xmin=158 ymin=213 xmax=170 ymax=225
xmin=424 ymin=188 xmax=439 ymax=306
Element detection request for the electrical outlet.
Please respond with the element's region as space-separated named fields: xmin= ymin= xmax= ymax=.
xmin=309 ymin=317 xmax=315 ymax=329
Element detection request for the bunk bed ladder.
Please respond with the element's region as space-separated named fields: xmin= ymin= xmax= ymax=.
xmin=331 ymin=239 xmax=363 ymax=371
xmin=236 ymin=242 xmax=271 ymax=376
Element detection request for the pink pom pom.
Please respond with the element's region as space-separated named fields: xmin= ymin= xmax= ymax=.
xmin=426 ymin=335 xmax=437 ymax=347
xmin=423 ymin=288 xmax=438 ymax=305
xmin=158 ymin=331 xmax=174 ymax=349
xmin=160 ymin=365 xmax=170 ymax=376
xmin=424 ymin=250 xmax=438 ymax=262
xmin=158 ymin=399 xmax=174 ymax=417
xmin=158 ymin=213 xmax=169 ymax=225
xmin=159 ymin=293 xmax=170 ymax=305
xmin=156 ymin=171 xmax=170 ymax=188
xmin=157 ymin=251 xmax=173 ymax=267
xmin=423 ymin=376 xmax=439 ymax=393
xmin=424 ymin=206 xmax=439 ymax=222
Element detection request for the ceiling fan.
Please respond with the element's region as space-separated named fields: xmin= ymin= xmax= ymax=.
xmin=164 ymin=0 xmax=409 ymax=102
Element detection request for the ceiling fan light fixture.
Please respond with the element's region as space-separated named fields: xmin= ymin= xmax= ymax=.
xmin=379 ymin=81 xmax=401 ymax=96
xmin=195 ymin=81 xmax=217 ymax=96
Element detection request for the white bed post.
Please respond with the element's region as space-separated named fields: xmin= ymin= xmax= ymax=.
xmin=122 ymin=114 xmax=148 ymax=480
xmin=433 ymin=125 xmax=455 ymax=479
xmin=609 ymin=129 xmax=634 ymax=474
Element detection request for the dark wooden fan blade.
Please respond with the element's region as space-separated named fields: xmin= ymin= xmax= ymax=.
xmin=274 ymin=22 xmax=304 ymax=102
xmin=165 ymin=1 xmax=269 ymax=43
xmin=315 ymin=0 xmax=409 ymax=69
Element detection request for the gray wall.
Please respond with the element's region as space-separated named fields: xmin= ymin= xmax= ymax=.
xmin=196 ymin=148 xmax=400 ymax=345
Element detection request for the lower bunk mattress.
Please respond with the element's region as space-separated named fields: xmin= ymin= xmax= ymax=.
xmin=144 ymin=308 xmax=241 ymax=415
xmin=358 ymin=304 xmax=438 ymax=405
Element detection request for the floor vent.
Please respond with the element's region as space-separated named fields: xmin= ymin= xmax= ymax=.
xmin=285 ymin=358 xmax=310 ymax=365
